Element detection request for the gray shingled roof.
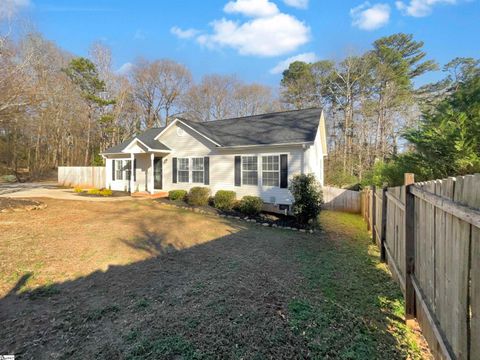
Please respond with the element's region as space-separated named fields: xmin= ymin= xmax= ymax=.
xmin=103 ymin=108 xmax=322 ymax=153
xmin=102 ymin=127 xmax=169 ymax=154
xmin=180 ymin=108 xmax=322 ymax=147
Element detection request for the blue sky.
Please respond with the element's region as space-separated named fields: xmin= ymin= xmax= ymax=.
xmin=7 ymin=0 xmax=480 ymax=86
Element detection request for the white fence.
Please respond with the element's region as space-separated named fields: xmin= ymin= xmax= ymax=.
xmin=58 ymin=166 xmax=106 ymax=188
xmin=322 ymin=186 xmax=361 ymax=213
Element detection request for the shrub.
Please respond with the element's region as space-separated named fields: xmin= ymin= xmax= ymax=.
xmin=0 ymin=175 xmax=17 ymax=183
xmin=73 ymin=186 xmax=83 ymax=193
xmin=169 ymin=189 xmax=187 ymax=201
xmin=87 ymin=188 xmax=100 ymax=195
xmin=289 ymin=174 xmax=323 ymax=227
xmin=238 ymin=196 xmax=263 ymax=216
xmin=187 ymin=187 xmax=210 ymax=206
xmin=214 ymin=190 xmax=236 ymax=211
xmin=99 ymin=188 xmax=113 ymax=197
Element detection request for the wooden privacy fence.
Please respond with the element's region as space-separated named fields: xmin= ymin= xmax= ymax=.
xmin=322 ymin=186 xmax=361 ymax=213
xmin=362 ymin=174 xmax=480 ymax=360
xmin=58 ymin=166 xmax=106 ymax=188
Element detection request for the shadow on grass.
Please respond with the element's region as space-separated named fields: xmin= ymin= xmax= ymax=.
xmin=0 ymin=209 xmax=420 ymax=359
xmin=287 ymin=211 xmax=422 ymax=359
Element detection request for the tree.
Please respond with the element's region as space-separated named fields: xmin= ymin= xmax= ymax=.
xmin=280 ymin=61 xmax=319 ymax=109
xmin=405 ymin=74 xmax=480 ymax=177
xmin=368 ymin=33 xmax=437 ymax=161
xmin=131 ymin=58 xmax=191 ymax=128
xmin=364 ymin=70 xmax=480 ymax=187
xmin=181 ymin=75 xmax=279 ymax=122
xmin=64 ymin=57 xmax=113 ymax=165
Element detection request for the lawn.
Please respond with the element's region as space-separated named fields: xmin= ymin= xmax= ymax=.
xmin=0 ymin=199 xmax=427 ymax=359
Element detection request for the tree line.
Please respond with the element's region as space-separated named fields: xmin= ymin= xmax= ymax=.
xmin=280 ymin=33 xmax=480 ymax=187
xmin=0 ymin=30 xmax=281 ymax=178
xmin=1 ymin=22 xmax=478 ymax=185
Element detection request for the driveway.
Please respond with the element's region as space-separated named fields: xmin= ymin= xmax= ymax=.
xmin=0 ymin=182 xmax=132 ymax=201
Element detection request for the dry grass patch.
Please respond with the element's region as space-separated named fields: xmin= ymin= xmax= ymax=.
xmin=0 ymin=201 xmax=428 ymax=359
xmin=0 ymin=198 xmax=238 ymax=296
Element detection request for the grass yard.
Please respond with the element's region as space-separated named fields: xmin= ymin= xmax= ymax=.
xmin=0 ymin=199 xmax=428 ymax=359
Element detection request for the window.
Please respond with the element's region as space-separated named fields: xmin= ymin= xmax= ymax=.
xmin=242 ymin=156 xmax=258 ymax=185
xmin=177 ymin=158 xmax=189 ymax=183
xmin=115 ymin=160 xmax=123 ymax=180
xmin=262 ymin=155 xmax=279 ymax=186
xmin=192 ymin=158 xmax=204 ymax=183
xmin=125 ymin=160 xmax=132 ymax=181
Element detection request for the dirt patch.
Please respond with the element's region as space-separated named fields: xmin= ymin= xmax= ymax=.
xmin=0 ymin=198 xmax=46 ymax=213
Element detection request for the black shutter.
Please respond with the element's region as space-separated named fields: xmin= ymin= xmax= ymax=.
xmin=133 ymin=159 xmax=137 ymax=181
xmin=172 ymin=157 xmax=177 ymax=183
xmin=112 ymin=160 xmax=115 ymax=181
xmin=280 ymin=154 xmax=288 ymax=188
xmin=204 ymin=157 xmax=210 ymax=185
xmin=234 ymin=156 xmax=241 ymax=186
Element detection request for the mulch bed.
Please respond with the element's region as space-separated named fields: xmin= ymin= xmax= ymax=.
xmin=156 ymin=198 xmax=310 ymax=231
xmin=76 ymin=191 xmax=128 ymax=198
xmin=0 ymin=198 xmax=46 ymax=213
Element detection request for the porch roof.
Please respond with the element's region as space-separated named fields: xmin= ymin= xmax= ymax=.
xmin=102 ymin=127 xmax=170 ymax=155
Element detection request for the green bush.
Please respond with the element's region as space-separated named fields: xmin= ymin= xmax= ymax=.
xmin=73 ymin=186 xmax=83 ymax=193
xmin=289 ymin=174 xmax=323 ymax=227
xmin=214 ymin=190 xmax=236 ymax=211
xmin=0 ymin=175 xmax=17 ymax=183
xmin=168 ymin=190 xmax=187 ymax=201
xmin=99 ymin=188 xmax=113 ymax=197
xmin=187 ymin=187 xmax=210 ymax=206
xmin=237 ymin=196 xmax=263 ymax=216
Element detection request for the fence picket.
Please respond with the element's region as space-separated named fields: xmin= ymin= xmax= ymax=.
xmin=361 ymin=173 xmax=480 ymax=359
xmin=58 ymin=166 xmax=106 ymax=188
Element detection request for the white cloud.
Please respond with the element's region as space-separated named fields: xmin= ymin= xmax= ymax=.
xmin=198 ymin=13 xmax=310 ymax=57
xmin=116 ymin=62 xmax=133 ymax=75
xmin=270 ymin=52 xmax=318 ymax=74
xmin=0 ymin=0 xmax=30 ymax=20
xmin=350 ymin=2 xmax=390 ymax=30
xmin=283 ymin=0 xmax=309 ymax=9
xmin=170 ymin=26 xmax=199 ymax=39
xmin=224 ymin=0 xmax=279 ymax=17
xmin=395 ymin=0 xmax=457 ymax=17
xmin=173 ymin=0 xmax=311 ymax=57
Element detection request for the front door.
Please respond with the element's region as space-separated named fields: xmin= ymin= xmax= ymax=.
xmin=154 ymin=158 xmax=162 ymax=189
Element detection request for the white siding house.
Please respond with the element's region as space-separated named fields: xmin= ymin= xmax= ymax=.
xmin=102 ymin=108 xmax=327 ymax=208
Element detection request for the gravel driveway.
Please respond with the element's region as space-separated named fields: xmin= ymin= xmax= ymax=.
xmin=0 ymin=182 xmax=132 ymax=201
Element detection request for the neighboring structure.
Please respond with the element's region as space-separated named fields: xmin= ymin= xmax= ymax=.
xmin=101 ymin=108 xmax=327 ymax=209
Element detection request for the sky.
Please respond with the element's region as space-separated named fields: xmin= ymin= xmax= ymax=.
xmin=3 ymin=0 xmax=480 ymax=86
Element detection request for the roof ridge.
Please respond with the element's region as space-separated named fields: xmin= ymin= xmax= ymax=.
xmin=179 ymin=107 xmax=322 ymax=124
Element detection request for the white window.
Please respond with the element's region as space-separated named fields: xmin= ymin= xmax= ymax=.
xmin=178 ymin=158 xmax=189 ymax=183
xmin=262 ymin=155 xmax=279 ymax=187
xmin=115 ymin=160 xmax=123 ymax=180
xmin=242 ymin=156 xmax=258 ymax=185
xmin=125 ymin=160 xmax=132 ymax=181
xmin=192 ymin=158 xmax=204 ymax=183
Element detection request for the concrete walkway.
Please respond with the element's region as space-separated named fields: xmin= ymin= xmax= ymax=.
xmin=0 ymin=182 xmax=136 ymax=202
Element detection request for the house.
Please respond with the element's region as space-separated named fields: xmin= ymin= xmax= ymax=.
xmin=101 ymin=108 xmax=327 ymax=210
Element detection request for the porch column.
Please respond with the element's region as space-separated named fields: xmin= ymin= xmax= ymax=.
xmin=130 ymin=153 xmax=135 ymax=193
xmin=150 ymin=153 xmax=155 ymax=194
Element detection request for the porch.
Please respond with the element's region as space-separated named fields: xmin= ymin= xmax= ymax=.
xmin=106 ymin=150 xmax=169 ymax=195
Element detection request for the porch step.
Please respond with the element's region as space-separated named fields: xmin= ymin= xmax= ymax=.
xmin=132 ymin=191 xmax=168 ymax=199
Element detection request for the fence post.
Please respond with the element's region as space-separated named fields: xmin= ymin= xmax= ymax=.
xmin=404 ymin=173 xmax=416 ymax=323
xmin=365 ymin=186 xmax=372 ymax=231
xmin=380 ymin=186 xmax=387 ymax=262
xmin=371 ymin=185 xmax=376 ymax=244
